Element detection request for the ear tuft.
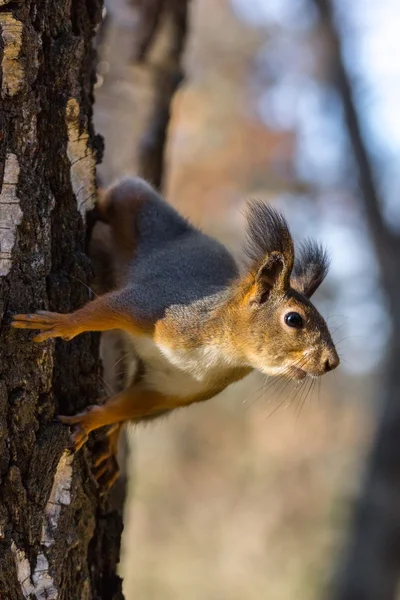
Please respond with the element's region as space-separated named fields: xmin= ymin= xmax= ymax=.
xmin=244 ymin=201 xmax=294 ymax=273
xmin=291 ymin=239 xmax=330 ymax=297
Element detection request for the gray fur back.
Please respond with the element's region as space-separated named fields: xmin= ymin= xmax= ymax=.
xmin=130 ymin=194 xmax=239 ymax=317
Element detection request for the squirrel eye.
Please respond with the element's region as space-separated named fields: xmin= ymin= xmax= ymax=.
xmin=284 ymin=312 xmax=304 ymax=329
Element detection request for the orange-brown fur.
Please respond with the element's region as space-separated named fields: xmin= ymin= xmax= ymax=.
xmin=13 ymin=291 xmax=154 ymax=342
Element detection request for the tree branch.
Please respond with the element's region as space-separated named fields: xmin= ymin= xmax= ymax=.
xmin=308 ymin=2 xmax=400 ymax=599
xmin=314 ymin=0 xmax=399 ymax=298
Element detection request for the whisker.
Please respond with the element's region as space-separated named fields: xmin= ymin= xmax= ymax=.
xmin=296 ymin=377 xmax=314 ymax=421
xmin=245 ymin=352 xmax=315 ymax=417
xmin=259 ymin=366 xmax=304 ymax=406
xmin=67 ymin=273 xmax=98 ymax=298
xmin=326 ymin=314 xmax=349 ymax=322
xmin=242 ymin=383 xmax=269 ymax=409
xmin=330 ymin=324 xmax=346 ymax=336
xmin=264 ymin=378 xmax=305 ymax=420
xmin=295 ymin=378 xmax=309 ymax=422
xmin=284 ymin=382 xmax=304 ymax=413
xmin=250 ymin=375 xmax=292 ymax=409
xmin=242 ymin=376 xmax=273 ymax=406
xmin=111 ymin=351 xmax=132 ymax=371
xmin=261 ymin=374 xmax=290 ymax=397
xmin=318 ymin=376 xmax=322 ymax=405
xmin=290 ymin=371 xmax=309 ymax=408
xmin=334 ymin=335 xmax=364 ymax=345
xmin=98 ymin=375 xmax=114 ymax=397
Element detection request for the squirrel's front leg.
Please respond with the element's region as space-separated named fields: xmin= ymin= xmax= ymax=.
xmin=11 ymin=288 xmax=153 ymax=342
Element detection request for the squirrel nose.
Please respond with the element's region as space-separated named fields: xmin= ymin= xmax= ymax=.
xmin=323 ymin=347 xmax=340 ymax=372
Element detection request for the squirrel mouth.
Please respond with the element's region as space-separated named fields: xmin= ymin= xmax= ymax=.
xmin=288 ymin=366 xmax=307 ymax=381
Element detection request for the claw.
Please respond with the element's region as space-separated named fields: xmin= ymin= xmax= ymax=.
xmin=58 ymin=405 xmax=101 ymax=451
xmin=93 ymin=448 xmax=111 ymax=468
xmin=93 ymin=457 xmax=120 ymax=492
xmin=71 ymin=425 xmax=89 ymax=452
xmin=12 ymin=311 xmax=76 ymax=341
xmin=99 ymin=468 xmax=120 ymax=493
xmin=93 ymin=461 xmax=110 ymax=480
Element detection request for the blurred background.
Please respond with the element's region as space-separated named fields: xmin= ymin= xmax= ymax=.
xmin=93 ymin=0 xmax=400 ymax=598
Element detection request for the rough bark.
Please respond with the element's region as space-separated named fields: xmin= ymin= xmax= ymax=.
xmin=0 ymin=1 xmax=124 ymax=599
xmin=310 ymin=2 xmax=400 ymax=599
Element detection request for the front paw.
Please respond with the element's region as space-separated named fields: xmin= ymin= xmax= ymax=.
xmin=12 ymin=311 xmax=75 ymax=342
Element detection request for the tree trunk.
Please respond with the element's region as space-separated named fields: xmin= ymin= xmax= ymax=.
xmin=0 ymin=1 xmax=124 ymax=599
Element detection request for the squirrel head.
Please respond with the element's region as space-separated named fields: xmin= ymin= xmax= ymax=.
xmin=228 ymin=202 xmax=339 ymax=380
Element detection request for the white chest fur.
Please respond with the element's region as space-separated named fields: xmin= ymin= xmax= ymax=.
xmin=130 ymin=335 xmax=238 ymax=397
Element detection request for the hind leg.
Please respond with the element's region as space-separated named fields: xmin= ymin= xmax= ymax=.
xmin=58 ymin=387 xmax=188 ymax=452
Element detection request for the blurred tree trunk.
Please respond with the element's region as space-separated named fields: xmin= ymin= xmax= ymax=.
xmin=311 ymin=2 xmax=400 ymax=599
xmin=0 ymin=1 xmax=124 ymax=598
xmin=132 ymin=0 xmax=189 ymax=189
xmin=95 ymin=0 xmax=189 ymax=190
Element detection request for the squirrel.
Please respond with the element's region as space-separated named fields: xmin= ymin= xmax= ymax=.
xmin=12 ymin=177 xmax=339 ymax=488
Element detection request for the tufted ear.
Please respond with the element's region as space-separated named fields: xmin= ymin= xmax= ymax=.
xmin=243 ymin=201 xmax=294 ymax=303
xmin=291 ymin=239 xmax=330 ymax=298
xmin=252 ymin=251 xmax=287 ymax=302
